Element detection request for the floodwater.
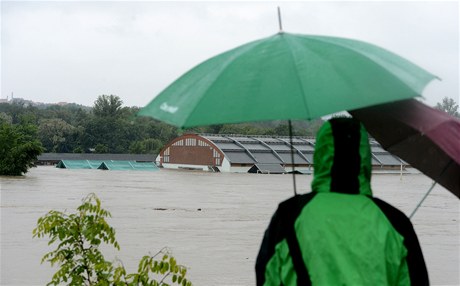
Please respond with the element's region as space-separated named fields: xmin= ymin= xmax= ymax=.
xmin=1 ymin=166 xmax=459 ymax=286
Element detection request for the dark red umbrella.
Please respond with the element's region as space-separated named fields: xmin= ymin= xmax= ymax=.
xmin=350 ymin=98 xmax=460 ymax=198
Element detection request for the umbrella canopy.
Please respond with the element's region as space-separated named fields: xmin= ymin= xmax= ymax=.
xmin=350 ymin=99 xmax=460 ymax=198
xmin=138 ymin=32 xmax=436 ymax=128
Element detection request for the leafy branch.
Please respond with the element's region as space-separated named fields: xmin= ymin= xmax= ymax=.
xmin=33 ymin=193 xmax=192 ymax=286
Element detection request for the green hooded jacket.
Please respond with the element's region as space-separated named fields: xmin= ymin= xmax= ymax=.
xmin=256 ymin=118 xmax=428 ymax=286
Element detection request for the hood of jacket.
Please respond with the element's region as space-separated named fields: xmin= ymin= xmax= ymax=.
xmin=311 ymin=118 xmax=372 ymax=196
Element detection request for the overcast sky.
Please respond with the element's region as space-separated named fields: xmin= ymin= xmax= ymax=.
xmin=1 ymin=1 xmax=458 ymax=108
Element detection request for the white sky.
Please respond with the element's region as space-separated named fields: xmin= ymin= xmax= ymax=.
xmin=1 ymin=1 xmax=459 ymax=108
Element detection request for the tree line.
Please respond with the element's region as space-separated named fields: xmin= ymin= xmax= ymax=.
xmin=0 ymin=94 xmax=457 ymax=176
xmin=0 ymin=94 xmax=324 ymax=155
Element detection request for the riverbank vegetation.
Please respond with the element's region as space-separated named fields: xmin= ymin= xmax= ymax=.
xmin=0 ymin=119 xmax=43 ymax=175
xmin=0 ymin=94 xmax=324 ymax=155
xmin=33 ymin=193 xmax=192 ymax=286
xmin=1 ymin=94 xmax=456 ymax=170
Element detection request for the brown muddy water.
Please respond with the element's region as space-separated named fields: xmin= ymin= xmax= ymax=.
xmin=1 ymin=166 xmax=459 ymax=285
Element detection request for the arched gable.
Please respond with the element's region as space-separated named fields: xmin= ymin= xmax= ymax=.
xmin=159 ymin=134 xmax=225 ymax=167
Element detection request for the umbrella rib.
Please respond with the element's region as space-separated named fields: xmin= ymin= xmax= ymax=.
xmin=409 ymin=159 xmax=454 ymax=218
xmin=282 ymin=36 xmax=311 ymax=119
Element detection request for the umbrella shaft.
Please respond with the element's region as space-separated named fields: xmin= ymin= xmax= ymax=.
xmin=289 ymin=120 xmax=297 ymax=196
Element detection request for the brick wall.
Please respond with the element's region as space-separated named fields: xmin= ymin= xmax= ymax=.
xmin=160 ymin=134 xmax=224 ymax=167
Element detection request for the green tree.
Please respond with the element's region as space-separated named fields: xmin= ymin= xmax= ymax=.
xmin=40 ymin=104 xmax=90 ymax=125
xmin=82 ymin=117 xmax=135 ymax=153
xmin=263 ymin=123 xmax=291 ymax=136
xmin=129 ymin=138 xmax=163 ymax=154
xmin=38 ymin=118 xmax=76 ymax=152
xmin=435 ymin=96 xmax=459 ymax=117
xmin=0 ymin=122 xmax=43 ymax=176
xmin=33 ymin=193 xmax=191 ymax=286
xmin=217 ymin=123 xmax=267 ymax=135
xmin=1 ymin=96 xmax=181 ymax=154
xmin=0 ymin=112 xmax=13 ymax=124
xmin=73 ymin=146 xmax=84 ymax=153
xmin=0 ymin=102 xmax=37 ymax=124
xmin=84 ymin=95 xmax=139 ymax=153
xmin=93 ymin=95 xmax=124 ymax=118
xmin=94 ymin=143 xmax=109 ymax=153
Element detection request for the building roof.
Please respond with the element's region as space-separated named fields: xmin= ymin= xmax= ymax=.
xmin=199 ymin=134 xmax=404 ymax=167
xmin=98 ymin=161 xmax=159 ymax=171
xmin=200 ymin=134 xmax=315 ymax=166
xmin=56 ymin=160 xmax=159 ymax=171
xmin=38 ymin=153 xmax=156 ymax=162
xmin=56 ymin=160 xmax=102 ymax=169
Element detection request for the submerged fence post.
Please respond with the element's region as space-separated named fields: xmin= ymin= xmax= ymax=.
xmin=400 ymin=163 xmax=403 ymax=180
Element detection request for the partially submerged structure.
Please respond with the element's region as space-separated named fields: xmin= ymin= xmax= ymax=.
xmin=157 ymin=134 xmax=406 ymax=173
xmin=97 ymin=161 xmax=158 ymax=171
xmin=248 ymin=163 xmax=288 ymax=174
xmin=56 ymin=160 xmax=103 ymax=169
xmin=56 ymin=160 xmax=159 ymax=171
xmin=37 ymin=153 xmax=156 ymax=166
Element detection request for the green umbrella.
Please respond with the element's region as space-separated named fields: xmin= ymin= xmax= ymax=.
xmin=138 ymin=32 xmax=436 ymax=128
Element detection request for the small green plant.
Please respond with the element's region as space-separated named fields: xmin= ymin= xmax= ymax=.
xmin=33 ymin=193 xmax=191 ymax=286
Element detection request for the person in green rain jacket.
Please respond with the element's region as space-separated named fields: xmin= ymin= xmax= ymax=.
xmin=256 ymin=118 xmax=428 ymax=286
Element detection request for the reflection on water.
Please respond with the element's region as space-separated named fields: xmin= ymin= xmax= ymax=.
xmin=1 ymin=166 xmax=459 ymax=285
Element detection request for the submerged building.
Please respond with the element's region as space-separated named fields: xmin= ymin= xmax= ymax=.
xmin=156 ymin=134 xmax=405 ymax=173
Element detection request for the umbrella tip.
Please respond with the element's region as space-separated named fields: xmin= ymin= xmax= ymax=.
xmin=277 ymin=6 xmax=283 ymax=32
